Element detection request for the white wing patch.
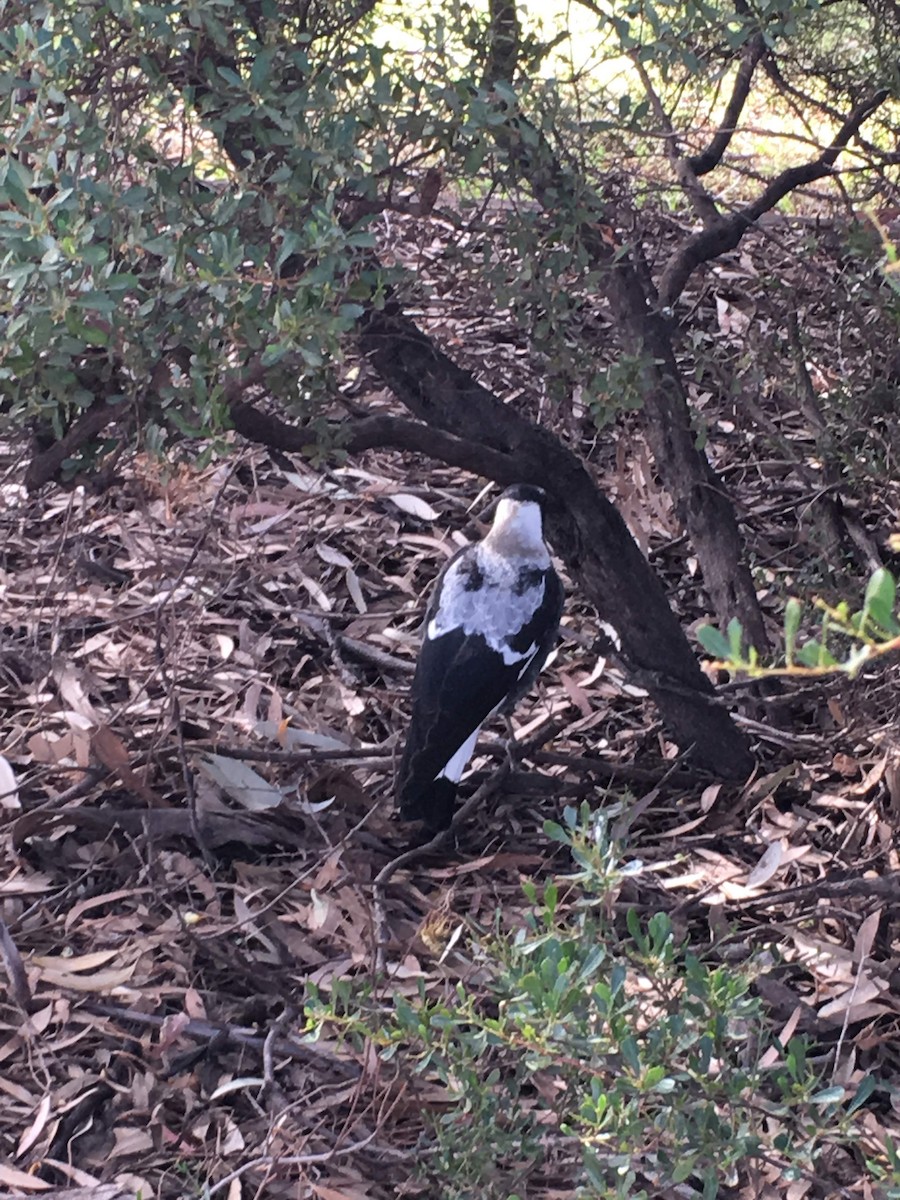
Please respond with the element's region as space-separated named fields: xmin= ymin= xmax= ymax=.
xmin=438 ymin=726 xmax=481 ymax=783
xmin=515 ymin=643 xmax=539 ymax=674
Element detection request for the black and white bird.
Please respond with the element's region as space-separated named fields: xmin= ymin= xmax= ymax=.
xmin=397 ymin=484 xmax=564 ymax=830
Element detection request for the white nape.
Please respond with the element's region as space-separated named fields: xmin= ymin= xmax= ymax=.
xmin=488 ymin=499 xmax=546 ymax=557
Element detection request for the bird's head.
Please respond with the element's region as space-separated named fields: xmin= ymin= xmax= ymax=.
xmin=485 ymin=484 xmax=549 ymax=559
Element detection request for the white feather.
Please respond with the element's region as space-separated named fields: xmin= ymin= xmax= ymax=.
xmin=429 ymin=553 xmax=545 ymax=656
xmin=489 ymin=499 xmax=547 ymax=558
xmin=438 ymin=726 xmax=481 ymax=783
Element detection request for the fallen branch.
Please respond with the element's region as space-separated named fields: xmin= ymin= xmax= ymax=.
xmin=82 ymin=1001 xmax=361 ymax=1079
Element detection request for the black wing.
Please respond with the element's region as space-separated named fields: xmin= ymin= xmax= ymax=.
xmin=397 ymin=558 xmax=562 ymax=827
xmin=397 ymin=627 xmax=523 ymax=824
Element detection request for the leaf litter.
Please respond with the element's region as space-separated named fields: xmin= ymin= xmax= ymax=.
xmin=1 ymin=209 xmax=900 ymax=1199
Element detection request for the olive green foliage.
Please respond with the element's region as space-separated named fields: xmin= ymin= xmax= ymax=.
xmin=0 ymin=2 xmax=393 ymax=464
xmin=2 ymin=0 xmax=894 ymax=473
xmin=306 ymin=807 xmax=893 ymax=1198
xmin=698 ymin=566 xmax=900 ymax=677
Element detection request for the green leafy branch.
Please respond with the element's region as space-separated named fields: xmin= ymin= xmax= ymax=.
xmin=697 ymin=567 xmax=900 ymax=678
xmin=302 ymin=806 xmax=890 ymax=1198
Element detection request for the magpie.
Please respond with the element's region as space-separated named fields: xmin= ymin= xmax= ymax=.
xmin=397 ymin=484 xmax=564 ymax=830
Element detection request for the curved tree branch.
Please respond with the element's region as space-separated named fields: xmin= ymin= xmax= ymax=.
xmin=659 ymin=87 xmax=890 ymax=306
xmin=359 ymin=300 xmax=755 ymax=779
xmin=689 ymin=33 xmax=767 ymax=177
xmin=629 ymin=51 xmax=722 ymax=229
xmin=24 ymin=398 xmax=119 ymax=490
xmin=228 ymin=396 xmax=521 ymax=481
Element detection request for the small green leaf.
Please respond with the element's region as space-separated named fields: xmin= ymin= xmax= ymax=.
xmin=810 ymin=1085 xmax=846 ymax=1105
xmin=848 ymin=1073 xmax=877 ymax=1113
xmin=863 ymin=568 xmax=898 ymax=633
xmin=672 ymin=1155 xmax=697 ymax=1182
xmin=796 ymin=641 xmax=823 ymax=668
xmin=543 ymin=820 xmax=569 ymax=845
xmin=784 ymin=598 xmax=801 ymax=665
xmin=727 ymin=616 xmax=744 ymax=659
xmin=250 ymin=45 xmax=276 ymax=91
xmin=696 ymin=624 xmax=731 ymax=660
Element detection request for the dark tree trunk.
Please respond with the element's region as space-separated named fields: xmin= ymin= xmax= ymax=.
xmin=602 ymin=264 xmax=771 ymax=652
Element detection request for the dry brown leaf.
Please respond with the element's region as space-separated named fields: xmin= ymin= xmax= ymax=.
xmin=112 ymin=1126 xmax=155 ymax=1156
xmin=314 ymin=1184 xmax=374 ymax=1200
xmin=91 ymin=725 xmax=164 ymax=808
xmin=818 ymin=977 xmax=891 ymax=1022
xmin=743 ymin=763 xmax=798 ymax=803
xmin=746 ymin=841 xmax=785 ymax=889
xmin=64 ymin=889 xmax=150 ymax=934
xmin=215 ymin=633 xmax=235 ymax=659
xmin=0 ymin=1163 xmax=52 ymax=1190
xmin=345 ymin=566 xmax=367 ymax=613
xmin=316 ymin=542 xmax=352 ymax=568
xmin=34 ymin=963 xmax=138 ymax=992
xmin=299 ymin=572 xmax=333 ymax=611
xmin=15 ymin=1093 xmax=52 ymax=1159
xmin=53 ymin=663 xmax=101 ymax=723
xmin=388 ymin=493 xmax=440 ymax=521
xmin=31 ymin=950 xmax=121 ymax=972
xmin=197 ymin=754 xmax=284 ymax=810
xmin=557 ymin=671 xmax=592 ymax=718
xmin=699 ymin=783 xmax=722 ymax=812
xmin=855 ymin=909 xmax=882 ymax=962
xmin=307 ymin=891 xmax=340 ymax=935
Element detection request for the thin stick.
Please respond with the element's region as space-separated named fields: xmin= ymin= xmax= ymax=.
xmin=202 ymin=1130 xmax=389 ymax=1198
xmin=0 ymin=915 xmax=31 ymax=1009
xmin=372 ymin=767 xmax=510 ymax=970
xmin=81 ymin=1002 xmax=360 ymax=1080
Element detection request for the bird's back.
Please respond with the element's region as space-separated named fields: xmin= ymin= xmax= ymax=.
xmin=397 ymin=539 xmax=562 ymax=828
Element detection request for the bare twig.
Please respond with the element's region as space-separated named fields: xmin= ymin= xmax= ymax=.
xmin=82 ymin=1002 xmax=361 ymax=1080
xmin=372 ymin=767 xmax=512 ymax=970
xmin=726 ymin=872 xmax=900 ymax=913
xmin=262 ymin=1002 xmax=299 ymax=1099
xmin=336 ymin=633 xmax=415 ymax=675
xmin=688 ymin=34 xmax=767 ymax=176
xmin=628 ymin=51 xmax=722 ymax=229
xmin=202 ymin=1129 xmax=393 ymax=1198
xmin=0 ymin=915 xmax=31 ymax=1009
